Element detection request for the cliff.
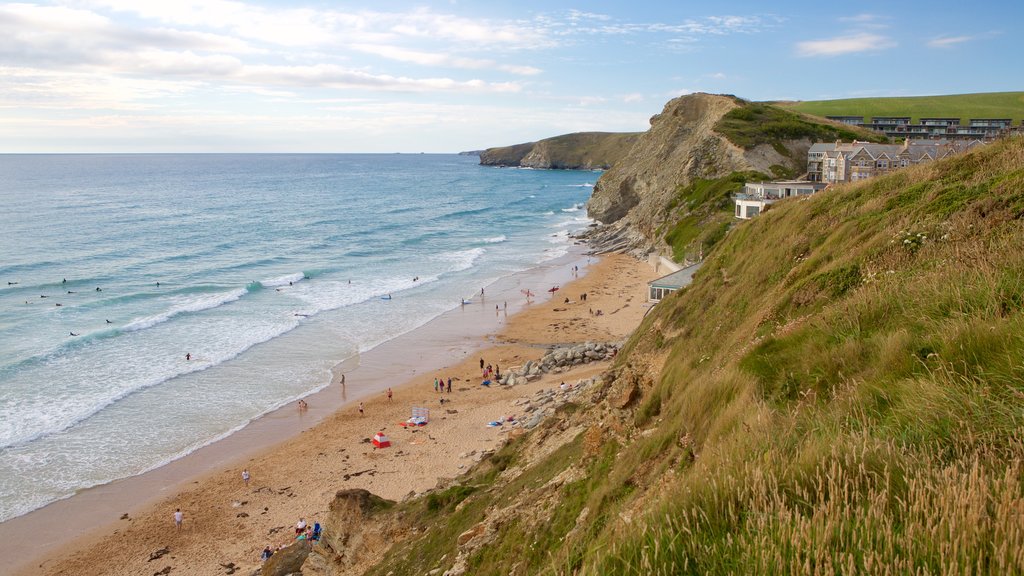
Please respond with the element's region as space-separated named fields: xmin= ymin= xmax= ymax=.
xmin=586 ymin=93 xmax=883 ymax=259
xmin=478 ymin=131 xmax=641 ymax=170
xmin=336 ymin=136 xmax=1024 ymax=575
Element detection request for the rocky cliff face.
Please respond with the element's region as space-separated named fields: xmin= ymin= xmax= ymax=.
xmin=479 ymin=132 xmax=641 ymax=169
xmin=586 ymin=93 xmax=815 ymax=254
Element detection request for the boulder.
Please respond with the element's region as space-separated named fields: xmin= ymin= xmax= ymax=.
xmin=262 ymin=542 xmax=309 ymax=576
xmin=304 ymin=489 xmax=395 ymax=573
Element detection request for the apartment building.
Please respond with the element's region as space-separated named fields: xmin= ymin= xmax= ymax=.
xmin=807 ymin=139 xmax=980 ymax=184
xmin=826 ymin=116 xmax=1016 ymax=140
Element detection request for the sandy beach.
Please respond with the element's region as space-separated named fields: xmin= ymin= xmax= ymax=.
xmin=8 ymin=253 xmax=658 ymax=576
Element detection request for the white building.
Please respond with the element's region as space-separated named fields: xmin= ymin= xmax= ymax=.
xmin=734 ymin=181 xmax=827 ymax=219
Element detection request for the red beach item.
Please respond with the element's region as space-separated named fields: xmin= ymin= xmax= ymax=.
xmin=372 ymin=432 xmax=391 ymax=448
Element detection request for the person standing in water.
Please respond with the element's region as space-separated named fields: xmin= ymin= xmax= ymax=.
xmin=185 ymin=353 xmax=191 ymax=361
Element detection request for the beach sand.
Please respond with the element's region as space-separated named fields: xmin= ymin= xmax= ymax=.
xmin=11 ymin=254 xmax=658 ymax=576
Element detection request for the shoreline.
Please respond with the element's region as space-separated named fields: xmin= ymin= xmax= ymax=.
xmin=6 ymin=250 xmax=658 ymax=576
xmin=0 ymin=245 xmax=594 ymax=574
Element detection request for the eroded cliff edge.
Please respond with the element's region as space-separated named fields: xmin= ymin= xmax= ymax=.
xmin=479 ymin=131 xmax=641 ymax=170
xmin=584 ymin=92 xmax=880 ymax=259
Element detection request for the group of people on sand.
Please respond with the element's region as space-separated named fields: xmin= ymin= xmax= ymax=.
xmin=258 ymin=517 xmax=321 ymax=562
xmin=433 ymin=376 xmax=452 ymax=393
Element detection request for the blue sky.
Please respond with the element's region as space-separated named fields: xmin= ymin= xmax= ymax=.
xmin=2 ymin=1 xmax=1021 ymax=152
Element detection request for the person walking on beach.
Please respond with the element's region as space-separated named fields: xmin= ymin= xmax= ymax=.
xmin=174 ymin=508 xmax=183 ymax=531
xmin=387 ymin=388 xmax=393 ymax=402
xmin=341 ymin=374 xmax=345 ymax=386
xmin=242 ymin=469 xmax=250 ymax=487
xmin=433 ymin=377 xmax=438 ymax=392
xmin=447 ymin=377 xmax=452 ymax=393
xmin=358 ymin=402 xmax=364 ymax=416
xmin=480 ymin=358 xmax=485 ymax=370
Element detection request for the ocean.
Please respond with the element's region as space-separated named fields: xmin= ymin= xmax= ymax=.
xmin=0 ymin=153 xmax=596 ymax=523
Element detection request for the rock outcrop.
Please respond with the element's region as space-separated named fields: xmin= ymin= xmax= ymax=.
xmin=300 ymin=489 xmax=395 ymax=575
xmin=497 ymin=342 xmax=619 ymax=386
xmin=479 ymin=132 xmax=641 ymax=169
xmin=585 ymin=93 xmax=821 ymax=253
xmin=261 ymin=542 xmax=310 ymax=576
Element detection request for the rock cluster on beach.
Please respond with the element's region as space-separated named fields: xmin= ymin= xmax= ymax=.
xmin=498 ymin=342 xmax=618 ymax=386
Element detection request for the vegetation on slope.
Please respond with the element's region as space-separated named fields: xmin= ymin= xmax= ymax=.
xmin=715 ymin=99 xmax=887 ymax=151
xmin=778 ymin=91 xmax=1024 ymax=125
xmin=368 ymin=137 xmax=1024 ymax=575
xmin=661 ymin=171 xmax=767 ymax=262
xmin=479 ymin=131 xmax=642 ymax=169
xmin=652 ymin=99 xmax=885 ymax=263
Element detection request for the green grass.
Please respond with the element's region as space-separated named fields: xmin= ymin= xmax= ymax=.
xmin=480 ymin=131 xmax=642 ymax=169
xmin=715 ymin=101 xmax=887 ymax=149
xmin=364 ymin=137 xmax=1024 ymax=576
xmin=777 ymin=91 xmax=1024 ymax=125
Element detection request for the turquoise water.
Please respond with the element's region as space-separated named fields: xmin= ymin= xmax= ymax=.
xmin=0 ymin=154 xmax=596 ymax=522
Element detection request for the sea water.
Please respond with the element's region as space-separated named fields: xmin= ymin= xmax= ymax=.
xmin=0 ymin=153 xmax=596 ymax=522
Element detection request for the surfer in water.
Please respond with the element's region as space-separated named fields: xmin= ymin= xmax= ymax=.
xmin=185 ymin=353 xmax=191 ymax=361
xmin=106 ymin=319 xmax=113 ymax=324
xmin=70 ymin=332 xmax=79 ymax=336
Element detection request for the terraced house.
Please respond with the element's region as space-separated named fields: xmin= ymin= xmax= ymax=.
xmin=808 ymin=139 xmax=981 ymax=184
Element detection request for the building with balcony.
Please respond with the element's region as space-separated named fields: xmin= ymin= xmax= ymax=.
xmin=734 ymin=180 xmax=828 ymax=219
xmin=825 ymin=115 xmax=1017 ymax=140
xmin=808 ymin=139 xmax=980 ymax=184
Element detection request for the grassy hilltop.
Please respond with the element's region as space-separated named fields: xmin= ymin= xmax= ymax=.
xmin=778 ymin=91 xmax=1024 ymax=125
xmin=479 ymin=131 xmax=642 ymax=169
xmin=365 ymin=136 xmax=1024 ymax=574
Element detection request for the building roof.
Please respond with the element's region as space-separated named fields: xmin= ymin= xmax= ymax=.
xmin=648 ymin=263 xmax=702 ymax=290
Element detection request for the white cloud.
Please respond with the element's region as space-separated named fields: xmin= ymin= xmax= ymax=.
xmin=796 ymin=33 xmax=895 ymax=57
xmin=622 ymin=93 xmax=644 ymax=103
xmin=349 ymin=44 xmax=541 ymax=75
xmin=928 ymin=35 xmax=973 ymax=48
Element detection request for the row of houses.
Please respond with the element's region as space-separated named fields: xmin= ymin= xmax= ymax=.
xmin=734 ymin=137 xmax=985 ymax=220
xmin=827 ymin=116 xmax=1018 ymax=140
xmin=807 ymin=139 xmax=981 ymax=184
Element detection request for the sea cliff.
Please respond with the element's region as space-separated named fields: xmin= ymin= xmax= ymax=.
xmin=478 ymin=131 xmax=641 ymax=170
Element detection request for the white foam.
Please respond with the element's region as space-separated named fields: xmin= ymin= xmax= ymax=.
xmin=435 ymin=247 xmax=485 ymax=273
xmin=262 ymin=272 xmax=305 ymax=288
xmin=482 ymin=235 xmax=506 ymax=244
xmin=122 ymin=288 xmax=247 ymax=332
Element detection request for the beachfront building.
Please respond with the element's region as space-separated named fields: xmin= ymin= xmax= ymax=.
xmin=734 ymin=180 xmax=827 ymax=219
xmin=648 ymin=263 xmax=702 ymax=302
xmin=808 ymin=139 xmax=980 ymax=184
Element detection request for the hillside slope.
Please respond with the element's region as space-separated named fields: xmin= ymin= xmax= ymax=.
xmin=778 ymin=91 xmax=1024 ymax=124
xmin=586 ymin=93 xmax=883 ymax=260
xmin=478 ymin=132 xmax=641 ymax=169
xmin=342 ymin=136 xmax=1024 ymax=575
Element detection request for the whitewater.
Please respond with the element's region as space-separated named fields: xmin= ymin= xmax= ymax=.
xmin=0 ymin=153 xmax=596 ymax=522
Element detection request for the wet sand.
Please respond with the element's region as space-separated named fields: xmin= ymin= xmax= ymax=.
xmin=6 ymin=253 xmax=658 ymax=576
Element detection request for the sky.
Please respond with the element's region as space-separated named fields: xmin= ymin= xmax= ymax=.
xmin=1 ymin=1 xmax=1021 ymax=152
